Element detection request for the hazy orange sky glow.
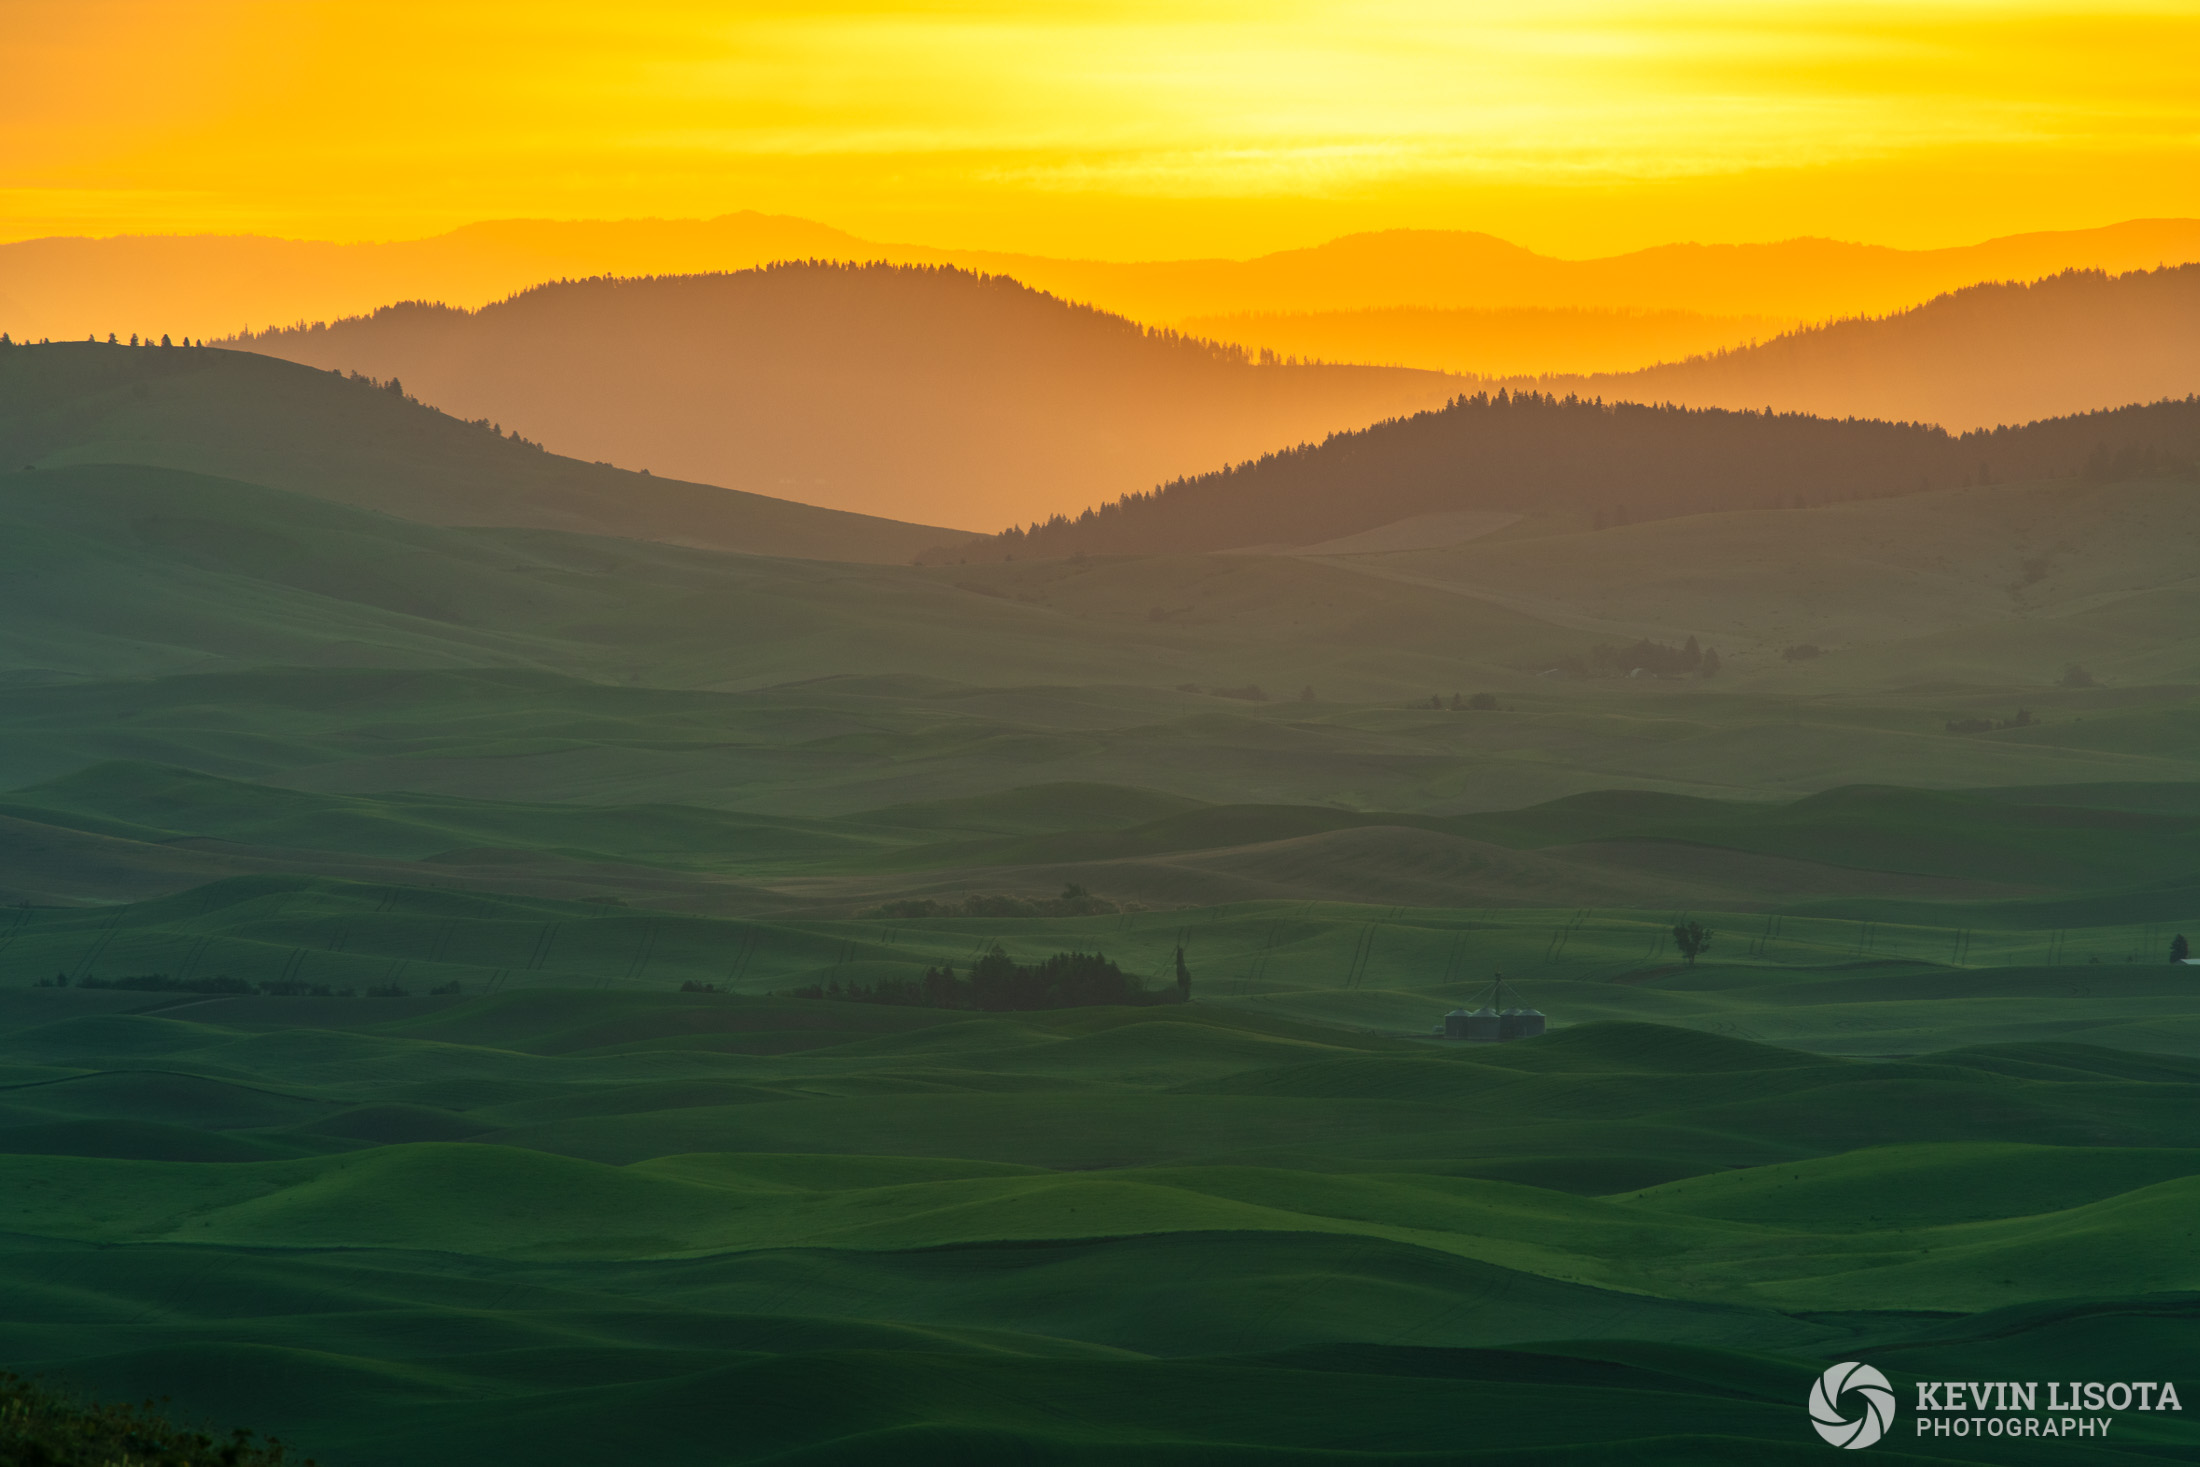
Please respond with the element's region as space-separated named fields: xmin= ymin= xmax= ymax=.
xmin=6 ymin=1 xmax=2198 ymax=257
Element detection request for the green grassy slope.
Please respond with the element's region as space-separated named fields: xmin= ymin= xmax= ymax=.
xmin=869 ymin=782 xmax=2200 ymax=891
xmin=0 ymin=341 xmax=968 ymax=560
xmin=3 ymin=414 xmax=2198 ymax=831
xmin=0 ymin=463 xmax=668 ymax=680
xmin=3 ymin=989 xmax=2197 ymax=1464
xmin=3 ymin=665 xmax=2196 ymax=864
xmin=3 ymin=327 xmax=2198 ymax=1465
xmin=1352 ymin=472 xmax=2200 ymax=686
xmin=3 ymin=750 xmax=2193 ymax=934
xmin=3 ymin=761 xmax=897 ymax=869
xmin=1 ymin=792 xmax=2193 ymax=1047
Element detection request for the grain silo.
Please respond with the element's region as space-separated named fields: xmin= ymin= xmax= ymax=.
xmin=1498 ymin=1005 xmax=1546 ymax=1040
xmin=1444 ymin=1006 xmax=1502 ymax=1041
xmin=1444 ymin=976 xmax=1543 ymax=1043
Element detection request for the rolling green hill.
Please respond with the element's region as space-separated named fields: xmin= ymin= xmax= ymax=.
xmin=3 ymin=986 xmax=2196 ymax=1464
xmin=1 ymin=459 xmax=2196 ymax=834
xmin=3 ymin=317 xmax=2199 ymax=1466
xmin=4 ymin=745 xmax=2197 ymax=919
xmin=3 ymin=803 xmax=2195 ymax=1467
xmin=0 ymin=340 xmax=967 ymax=561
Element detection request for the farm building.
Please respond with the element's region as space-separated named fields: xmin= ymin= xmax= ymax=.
xmin=1444 ymin=1006 xmax=1501 ymax=1041
xmin=1442 ymin=978 xmax=1545 ymax=1042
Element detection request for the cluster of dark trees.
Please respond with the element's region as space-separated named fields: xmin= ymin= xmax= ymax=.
xmin=4 ymin=333 xmax=204 ymax=348
xmin=1543 ymin=636 xmax=1720 ymax=679
xmin=2083 ymin=442 xmax=2189 ymax=482
xmin=16 ymin=333 xmax=210 ymax=349
xmin=1425 ymin=692 xmax=1501 ymax=709
xmin=36 ymin=973 xmax=454 ymax=998
xmin=931 ymin=391 xmax=2200 ymax=562
xmin=862 ymin=884 xmax=1129 ymax=919
xmin=785 ymin=944 xmax=1187 ymax=1012
xmin=1587 ymin=636 xmax=1721 ymax=678
xmin=326 ymin=367 xmax=544 ymax=447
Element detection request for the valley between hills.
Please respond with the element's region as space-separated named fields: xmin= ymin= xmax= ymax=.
xmin=0 ymin=236 xmax=2197 ymax=1464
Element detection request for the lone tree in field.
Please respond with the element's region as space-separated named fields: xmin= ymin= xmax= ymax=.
xmin=2174 ymin=934 xmax=2191 ymax=964
xmin=1673 ymin=920 xmax=1713 ymax=966
xmin=1175 ymin=945 xmax=1192 ymax=1003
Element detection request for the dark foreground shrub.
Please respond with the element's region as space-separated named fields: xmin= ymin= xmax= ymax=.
xmin=0 ymin=1371 xmax=313 ymax=1466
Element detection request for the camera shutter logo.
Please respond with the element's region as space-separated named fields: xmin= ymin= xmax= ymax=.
xmin=1810 ymin=1362 xmax=1897 ymax=1449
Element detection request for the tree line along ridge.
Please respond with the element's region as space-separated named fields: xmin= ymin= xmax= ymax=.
xmin=926 ymin=390 xmax=2200 ymax=561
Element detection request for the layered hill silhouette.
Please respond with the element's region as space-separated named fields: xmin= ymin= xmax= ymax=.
xmin=979 ymin=218 xmax=2200 ymax=325
xmin=947 ymin=390 xmax=2200 ymax=559
xmin=1522 ymin=265 xmax=2200 ymax=431
xmin=11 ymin=213 xmax=2200 ymax=374
xmin=224 ymin=264 xmax=1461 ymax=527
xmin=199 ymin=257 xmax=2200 ymax=537
xmin=0 ymin=211 xmax=871 ymax=345
xmin=1181 ymin=304 xmax=1791 ymax=378
xmin=0 ymin=340 xmax=963 ymax=561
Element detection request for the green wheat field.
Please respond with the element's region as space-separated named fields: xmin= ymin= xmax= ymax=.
xmin=2 ymin=347 xmax=2197 ymax=1463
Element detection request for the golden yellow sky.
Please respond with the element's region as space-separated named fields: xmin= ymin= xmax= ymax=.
xmin=5 ymin=0 xmax=2198 ymax=257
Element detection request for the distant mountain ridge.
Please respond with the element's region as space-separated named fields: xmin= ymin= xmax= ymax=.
xmin=1521 ymin=265 xmax=2200 ymax=431
xmin=223 ymin=263 xmax=1462 ymax=528
xmin=961 ymin=218 xmax=2200 ymax=323
xmin=944 ymin=391 xmax=2200 ymax=561
xmin=0 ymin=212 xmax=870 ymax=343
xmin=7 ymin=212 xmax=2198 ymax=366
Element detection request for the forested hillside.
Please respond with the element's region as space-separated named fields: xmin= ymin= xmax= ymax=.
xmin=226 ymin=264 xmax=1461 ymax=528
xmin=942 ymin=390 xmax=2200 ymax=560
xmin=1181 ymin=304 xmax=1790 ymax=378
xmin=1533 ymin=264 xmax=2200 ymax=430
